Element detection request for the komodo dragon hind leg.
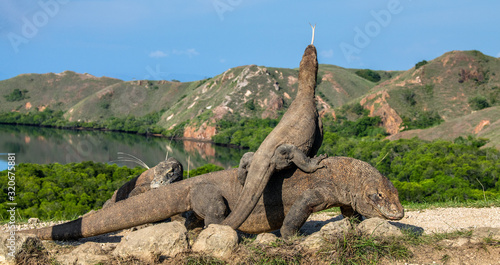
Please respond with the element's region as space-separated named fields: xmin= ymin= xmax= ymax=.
xmin=191 ymin=183 xmax=229 ymax=227
xmin=280 ymin=187 xmax=331 ymax=238
xmin=274 ymin=144 xmax=327 ymax=173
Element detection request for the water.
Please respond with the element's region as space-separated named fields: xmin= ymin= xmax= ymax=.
xmin=0 ymin=124 xmax=246 ymax=171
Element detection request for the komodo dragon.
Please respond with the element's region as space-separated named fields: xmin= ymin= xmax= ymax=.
xmin=19 ymin=157 xmax=404 ymax=240
xmin=222 ymin=25 xmax=325 ymax=229
xmin=101 ymin=157 xmax=183 ymax=208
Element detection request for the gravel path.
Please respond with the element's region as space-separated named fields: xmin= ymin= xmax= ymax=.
xmin=306 ymin=207 xmax=500 ymax=235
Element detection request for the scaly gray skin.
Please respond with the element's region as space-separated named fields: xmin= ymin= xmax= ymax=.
xmin=102 ymin=157 xmax=183 ymax=208
xmin=19 ymin=157 xmax=404 ymax=240
xmin=223 ymin=43 xmax=325 ymax=229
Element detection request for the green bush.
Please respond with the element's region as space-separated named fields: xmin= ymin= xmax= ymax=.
xmin=319 ymin=135 xmax=500 ymax=203
xmin=355 ymin=69 xmax=381 ymax=82
xmin=212 ymin=118 xmax=279 ymax=150
xmin=415 ymin=60 xmax=428 ymax=69
xmin=184 ymin=164 xmax=224 ymax=178
xmin=0 ymin=162 xmax=145 ymax=220
xmin=3 ymin=89 xmax=29 ymax=102
xmin=402 ymin=110 xmax=443 ymax=130
xmin=469 ymin=96 xmax=491 ymax=110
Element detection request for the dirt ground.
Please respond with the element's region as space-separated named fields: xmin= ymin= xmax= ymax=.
xmin=6 ymin=207 xmax=500 ymax=264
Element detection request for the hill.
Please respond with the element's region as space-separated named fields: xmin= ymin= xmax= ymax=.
xmin=1 ymin=50 xmax=499 ymax=149
xmin=388 ymin=106 xmax=500 ymax=149
xmin=360 ymin=50 xmax=500 ymax=135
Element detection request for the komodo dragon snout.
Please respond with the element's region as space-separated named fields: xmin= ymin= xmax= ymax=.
xmin=357 ymin=175 xmax=404 ymax=220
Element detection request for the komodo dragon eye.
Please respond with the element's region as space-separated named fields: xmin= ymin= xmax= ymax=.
xmin=369 ymin=193 xmax=383 ymax=202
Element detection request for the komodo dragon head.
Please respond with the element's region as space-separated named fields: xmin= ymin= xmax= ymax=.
xmin=150 ymin=157 xmax=183 ymax=188
xmin=341 ymin=158 xmax=404 ymax=220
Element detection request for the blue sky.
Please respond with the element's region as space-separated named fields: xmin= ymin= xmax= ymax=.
xmin=1 ymin=0 xmax=499 ymax=82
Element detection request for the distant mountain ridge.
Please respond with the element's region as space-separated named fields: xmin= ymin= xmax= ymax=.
xmin=1 ymin=50 xmax=499 ymax=149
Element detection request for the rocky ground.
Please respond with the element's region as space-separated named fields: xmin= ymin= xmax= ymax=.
xmin=1 ymin=207 xmax=499 ymax=265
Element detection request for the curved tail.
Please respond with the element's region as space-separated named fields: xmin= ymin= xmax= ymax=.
xmin=18 ymin=181 xmax=192 ymax=240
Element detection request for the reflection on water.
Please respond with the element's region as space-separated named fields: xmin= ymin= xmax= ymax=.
xmin=0 ymin=124 xmax=246 ymax=171
xmin=0 ymin=159 xmax=7 ymax=171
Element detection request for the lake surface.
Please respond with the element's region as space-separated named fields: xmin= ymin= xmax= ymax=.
xmin=0 ymin=124 xmax=247 ymax=172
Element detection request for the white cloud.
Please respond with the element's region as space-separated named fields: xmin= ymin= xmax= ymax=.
xmin=497 ymin=52 xmax=500 ymax=58
xmin=320 ymin=49 xmax=334 ymax=58
xmin=149 ymin=50 xmax=168 ymax=58
xmin=172 ymin=48 xmax=199 ymax=58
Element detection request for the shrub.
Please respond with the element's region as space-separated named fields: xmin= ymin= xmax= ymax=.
xmin=402 ymin=89 xmax=417 ymax=106
xmin=469 ymin=96 xmax=491 ymax=110
xmin=3 ymin=89 xmax=29 ymax=102
xmin=415 ymin=60 xmax=428 ymax=69
xmin=355 ymin=69 xmax=381 ymax=82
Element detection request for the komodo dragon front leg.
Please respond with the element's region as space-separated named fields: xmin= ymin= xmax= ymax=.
xmin=280 ymin=187 xmax=333 ymax=238
xmin=238 ymin=145 xmax=326 ymax=186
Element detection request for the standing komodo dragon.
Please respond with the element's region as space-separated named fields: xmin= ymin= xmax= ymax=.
xmin=222 ymin=25 xmax=326 ymax=229
xmin=19 ymin=157 xmax=404 ymax=240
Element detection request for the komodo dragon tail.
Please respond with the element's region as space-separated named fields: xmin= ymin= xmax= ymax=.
xmin=18 ymin=180 xmax=194 ymax=240
xmin=221 ymin=39 xmax=320 ymax=230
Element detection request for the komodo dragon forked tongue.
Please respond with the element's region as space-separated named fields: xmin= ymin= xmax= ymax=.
xmin=220 ymin=25 xmax=323 ymax=229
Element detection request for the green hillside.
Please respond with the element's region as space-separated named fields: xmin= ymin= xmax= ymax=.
xmin=388 ymin=106 xmax=500 ymax=149
xmin=0 ymin=71 xmax=121 ymax=112
xmin=1 ymin=50 xmax=499 ymax=149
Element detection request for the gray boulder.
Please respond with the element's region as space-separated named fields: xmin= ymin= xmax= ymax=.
xmin=357 ymin=217 xmax=403 ymax=238
xmin=192 ymin=224 xmax=238 ymax=259
xmin=56 ymin=242 xmax=108 ymax=265
xmin=112 ymin=221 xmax=188 ymax=261
xmin=254 ymin=233 xmax=278 ymax=245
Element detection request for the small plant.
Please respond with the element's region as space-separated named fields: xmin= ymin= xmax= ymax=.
xmin=15 ymin=238 xmax=53 ymax=265
xmin=320 ymin=229 xmax=412 ymax=264
xmin=184 ymin=254 xmax=226 ymax=265
xmin=415 ymin=60 xmax=428 ymax=69
xmin=402 ymin=89 xmax=417 ymax=106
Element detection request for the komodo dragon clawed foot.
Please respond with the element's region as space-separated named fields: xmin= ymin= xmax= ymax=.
xmin=237 ymin=145 xmax=327 ymax=186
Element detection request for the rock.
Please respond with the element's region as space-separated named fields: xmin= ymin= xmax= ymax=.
xmin=254 ymin=233 xmax=278 ymax=245
xmin=357 ymin=217 xmax=403 ymax=238
xmin=27 ymin=218 xmax=40 ymax=225
xmin=192 ymin=224 xmax=238 ymax=259
xmin=56 ymin=242 xmax=108 ymax=265
xmin=0 ymin=232 xmax=46 ymax=265
xmin=300 ymin=232 xmax=325 ymax=251
xmin=112 ymin=221 xmax=188 ymax=261
xmin=320 ymin=218 xmax=352 ymax=237
xmin=301 ymin=219 xmax=352 ymax=250
xmin=470 ymin=227 xmax=500 ymax=244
